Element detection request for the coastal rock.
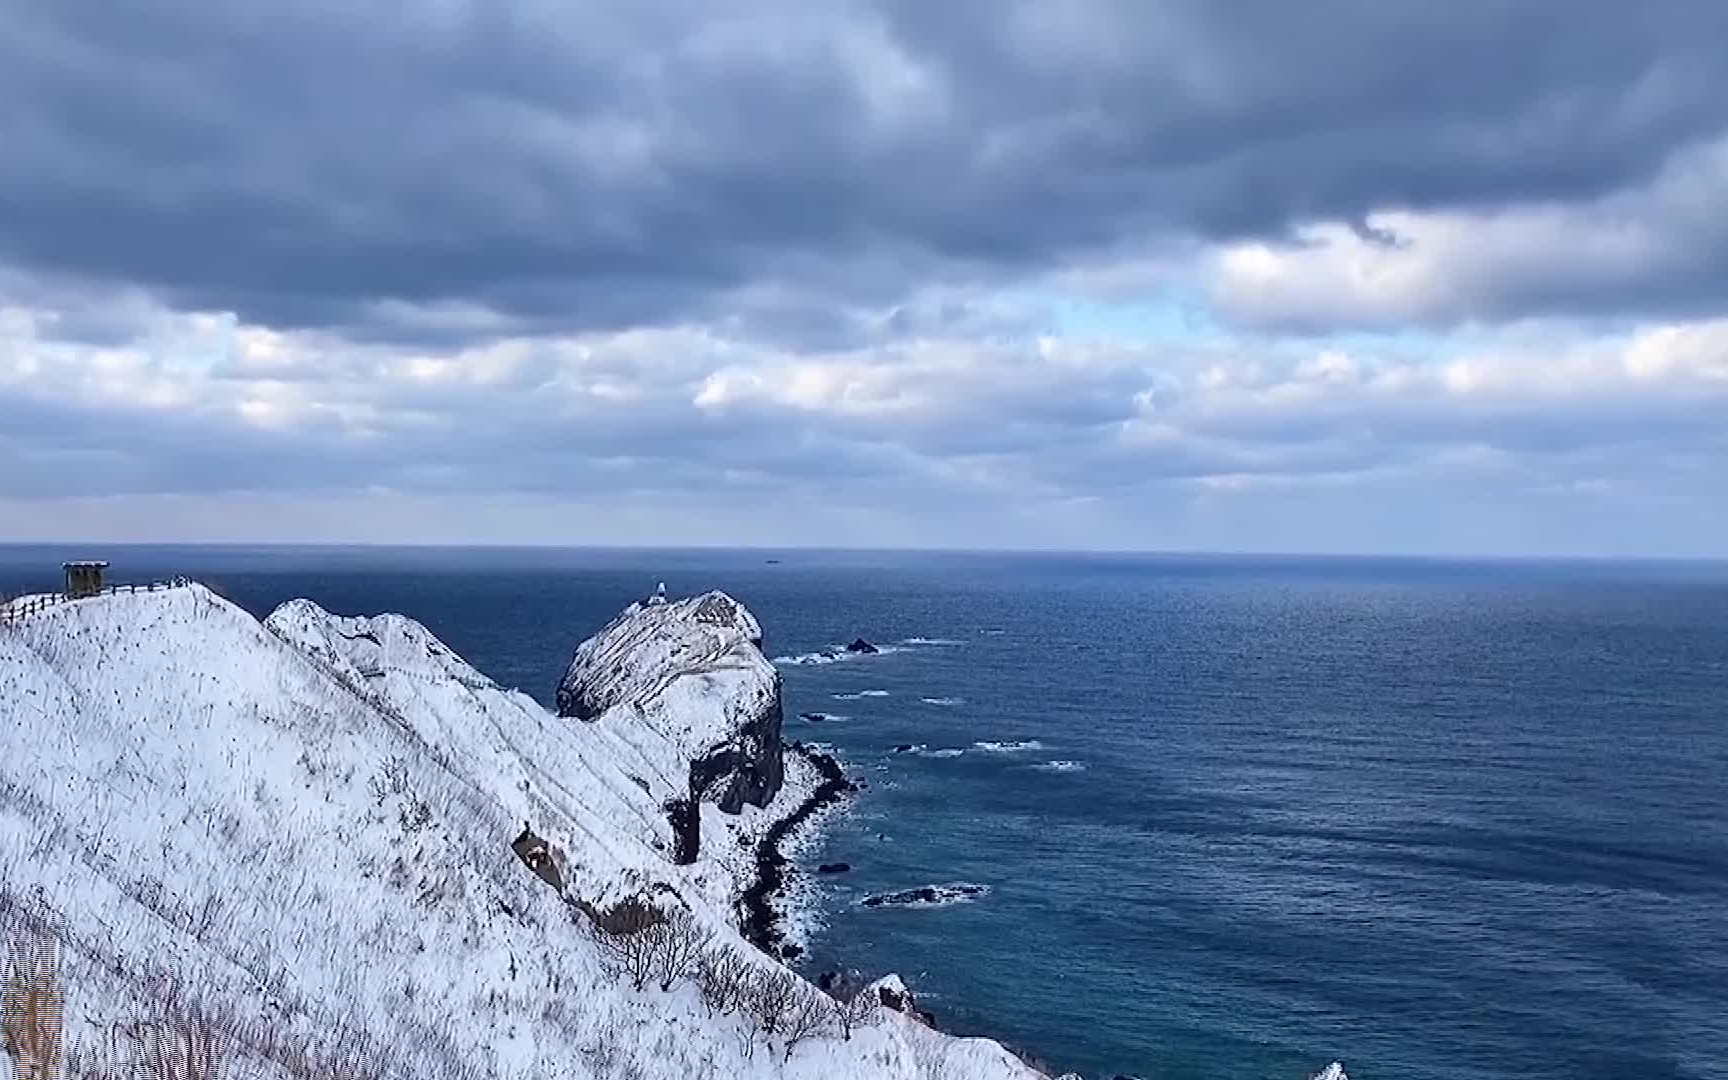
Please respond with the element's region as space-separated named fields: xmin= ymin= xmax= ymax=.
xmin=846 ymin=636 xmax=880 ymax=654
xmin=556 ymin=590 xmax=784 ymax=861
xmin=800 ymin=711 xmax=835 ymax=722
xmin=862 ymin=882 xmax=990 ymax=909
xmin=818 ymin=862 xmax=852 ymax=874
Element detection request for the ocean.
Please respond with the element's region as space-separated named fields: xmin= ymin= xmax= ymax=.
xmin=4 ymin=545 xmax=1726 ymax=1080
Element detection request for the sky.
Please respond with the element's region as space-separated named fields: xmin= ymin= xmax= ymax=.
xmin=2 ymin=1 xmax=1726 ymax=556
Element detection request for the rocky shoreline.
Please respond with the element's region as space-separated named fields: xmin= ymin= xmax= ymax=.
xmin=738 ymin=740 xmax=858 ymax=959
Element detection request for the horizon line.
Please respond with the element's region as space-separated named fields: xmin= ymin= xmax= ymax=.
xmin=1 ymin=539 xmax=1724 ymax=566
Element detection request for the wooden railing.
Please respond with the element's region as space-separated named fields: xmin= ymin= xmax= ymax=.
xmin=0 ymin=577 xmax=194 ymax=626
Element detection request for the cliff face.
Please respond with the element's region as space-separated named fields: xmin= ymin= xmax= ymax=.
xmin=0 ymin=584 xmax=1050 ymax=1080
xmin=558 ymin=591 xmax=785 ymax=860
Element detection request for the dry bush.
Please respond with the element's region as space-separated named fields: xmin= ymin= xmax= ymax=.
xmin=826 ymin=973 xmax=881 ymax=1041
xmin=582 ymin=895 xmax=668 ymax=991
xmin=132 ymin=1019 xmax=228 ymax=1080
xmin=2 ymin=916 xmax=64 ymax=1080
xmin=645 ymin=913 xmax=710 ymax=993
xmin=742 ymin=967 xmax=798 ymax=1038
xmin=778 ymin=987 xmax=833 ymax=1062
xmin=694 ymin=947 xmax=752 ymax=1018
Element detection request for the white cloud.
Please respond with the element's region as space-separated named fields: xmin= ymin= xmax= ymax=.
xmin=1210 ymin=137 xmax=1728 ymax=330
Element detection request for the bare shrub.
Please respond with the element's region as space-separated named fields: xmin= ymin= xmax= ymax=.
xmin=134 ymin=1019 xmax=228 ymax=1080
xmin=646 ymin=912 xmax=710 ymax=993
xmin=778 ymin=987 xmax=833 ymax=1062
xmin=743 ymin=967 xmax=798 ymax=1039
xmin=583 ymin=895 xmax=668 ymax=991
xmin=2 ymin=916 xmax=64 ymax=1080
xmin=826 ymin=972 xmax=881 ymax=1041
xmin=695 ymin=947 xmax=752 ymax=1018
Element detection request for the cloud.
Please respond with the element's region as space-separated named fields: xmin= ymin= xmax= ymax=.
xmin=1210 ymin=138 xmax=1728 ymax=330
xmin=3 ymin=277 xmax=1726 ymax=553
xmin=3 ymin=1 xmax=1728 ymax=340
xmin=3 ymin=2 xmax=1728 ymax=555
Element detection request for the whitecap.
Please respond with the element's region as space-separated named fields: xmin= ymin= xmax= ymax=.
xmin=1034 ymin=759 xmax=1086 ymax=773
xmin=900 ymin=637 xmax=965 ymax=646
xmin=772 ymin=644 xmax=903 ymax=667
xmin=924 ymin=748 xmax=965 ymax=759
xmin=971 ymin=739 xmax=1044 ymax=753
xmin=920 ymin=696 xmax=964 ymax=706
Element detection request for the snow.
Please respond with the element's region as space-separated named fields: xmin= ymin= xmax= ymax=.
xmin=0 ymin=584 xmax=1051 ymax=1080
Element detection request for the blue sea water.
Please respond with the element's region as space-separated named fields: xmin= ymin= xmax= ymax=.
xmin=4 ymin=545 xmax=1727 ymax=1080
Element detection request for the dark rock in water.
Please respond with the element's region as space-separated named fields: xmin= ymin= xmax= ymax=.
xmin=861 ymin=882 xmax=988 ymax=909
xmin=821 ymin=649 xmax=841 ymax=660
xmin=817 ymin=862 xmax=852 ymax=874
xmin=799 ymin=711 xmax=832 ymax=722
xmin=893 ymin=744 xmax=916 ymax=753
xmin=817 ymin=970 xmax=838 ymax=991
xmin=780 ymin=942 xmax=802 ymax=960
xmin=846 ymin=637 xmax=880 ymax=654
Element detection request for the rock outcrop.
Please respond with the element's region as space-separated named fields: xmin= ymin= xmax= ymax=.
xmin=557 ymin=590 xmax=785 ymax=862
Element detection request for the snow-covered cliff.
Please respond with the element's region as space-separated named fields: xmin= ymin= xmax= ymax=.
xmin=0 ymin=584 xmax=1049 ymax=1080
xmin=556 ymin=591 xmax=784 ymax=864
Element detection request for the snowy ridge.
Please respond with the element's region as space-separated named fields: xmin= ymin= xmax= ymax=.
xmin=0 ymin=585 xmax=1067 ymax=1080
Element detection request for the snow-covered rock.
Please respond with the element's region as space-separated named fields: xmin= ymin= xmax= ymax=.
xmin=557 ymin=591 xmax=784 ymax=863
xmin=0 ymin=583 xmax=1048 ymax=1080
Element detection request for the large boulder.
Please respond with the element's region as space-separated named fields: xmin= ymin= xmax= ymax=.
xmin=557 ymin=590 xmax=785 ymax=861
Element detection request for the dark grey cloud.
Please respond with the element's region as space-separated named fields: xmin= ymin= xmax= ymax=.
xmin=3 ymin=0 xmax=1727 ymax=340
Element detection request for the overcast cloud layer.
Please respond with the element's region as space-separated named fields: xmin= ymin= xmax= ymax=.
xmin=3 ymin=0 xmax=1726 ymax=555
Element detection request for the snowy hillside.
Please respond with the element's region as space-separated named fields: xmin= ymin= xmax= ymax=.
xmin=0 ymin=584 xmax=1052 ymax=1080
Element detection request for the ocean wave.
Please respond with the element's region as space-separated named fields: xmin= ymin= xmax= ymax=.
xmin=899 ymin=637 xmax=965 ymax=646
xmin=971 ymin=739 xmax=1044 ymax=753
xmin=833 ymin=689 xmax=890 ymax=700
xmin=924 ymin=748 xmax=965 ymax=759
xmin=920 ymin=696 xmax=964 ymax=706
xmin=1034 ymin=759 xmax=1086 ymax=773
xmin=797 ymin=711 xmax=850 ymax=723
xmin=860 ymin=882 xmax=990 ymax=910
xmin=773 ymin=645 xmax=903 ymax=667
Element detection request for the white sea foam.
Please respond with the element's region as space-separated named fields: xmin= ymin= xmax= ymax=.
xmin=900 ymin=637 xmax=965 ymax=646
xmin=772 ymin=643 xmax=903 ymax=666
xmin=833 ymin=689 xmax=890 ymax=700
xmin=1034 ymin=759 xmax=1086 ymax=773
xmin=925 ymin=748 xmax=965 ymax=759
xmin=971 ymin=739 xmax=1044 ymax=753
xmin=860 ymin=882 xmax=991 ymax=910
xmin=920 ymin=696 xmax=964 ymax=706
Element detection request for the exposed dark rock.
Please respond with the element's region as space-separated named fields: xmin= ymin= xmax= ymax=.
xmin=799 ymin=711 xmax=833 ymax=722
xmin=738 ymin=742 xmax=855 ymax=959
xmin=893 ymin=744 xmax=917 ymax=753
xmin=667 ymin=797 xmax=700 ymax=865
xmin=861 ymin=882 xmax=988 ymax=909
xmin=817 ymin=862 xmax=852 ymax=874
xmin=509 ymin=823 xmax=566 ymax=893
xmin=688 ymin=696 xmax=786 ymax=814
xmin=846 ymin=637 xmax=879 ymax=654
